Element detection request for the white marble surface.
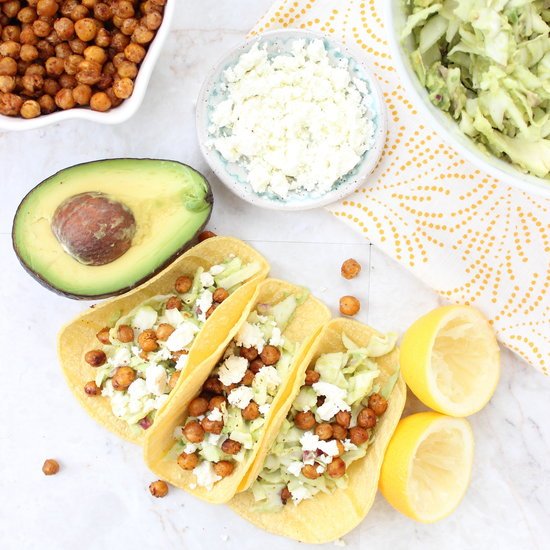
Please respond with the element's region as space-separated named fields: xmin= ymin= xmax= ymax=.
xmin=0 ymin=1 xmax=549 ymax=549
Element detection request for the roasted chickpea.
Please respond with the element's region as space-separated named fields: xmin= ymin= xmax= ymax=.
xmin=0 ymin=76 xmax=16 ymax=93
xmin=95 ymin=27 xmax=111 ymax=47
xmin=76 ymin=59 xmax=101 ymax=84
xmin=165 ymin=296 xmax=182 ymax=310
xmin=221 ymin=439 xmax=242 ymax=455
xmin=42 ymin=458 xmax=60 ymax=475
xmin=201 ymin=416 xmax=223 ymax=435
xmin=38 ymin=93 xmax=55 ymax=112
xmin=60 ymin=0 xmax=78 ymax=17
xmin=93 ymin=3 xmax=111 ymax=21
xmin=242 ymin=369 xmax=255 ymax=386
xmin=315 ymin=423 xmax=333 ymax=441
xmin=132 ymin=24 xmax=153 ymax=44
xmin=349 ymin=426 xmax=370 ymax=446
xmin=116 ymin=324 xmax=134 ymax=343
xmin=327 ymin=456 xmax=346 ymax=478
xmin=89 ymin=90 xmax=111 ymax=111
xmin=19 ymin=99 xmax=41 ymax=117
xmin=54 ymin=42 xmax=72 ymax=58
xmin=239 ymin=346 xmax=258 ymax=361
xmin=183 ymin=421 xmax=204 ymax=443
xmin=58 ymin=73 xmax=76 ymax=89
xmin=177 ymin=451 xmax=198 ymax=470
xmin=2 ymin=25 xmax=21 ymax=42
xmin=155 ymin=323 xmax=174 ymax=341
xmin=212 ymin=287 xmax=229 ymax=304
xmin=0 ymin=57 xmax=18 ymax=76
xmin=84 ymin=380 xmax=101 ymax=396
xmin=143 ymin=11 xmax=162 ymax=30
xmin=33 ymin=19 xmax=52 ymax=38
xmin=37 ymin=0 xmax=59 ymax=17
xmin=149 ymin=480 xmax=168 ymax=498
xmin=68 ymin=37 xmax=86 ymax=54
xmin=301 ymin=464 xmax=320 ymax=480
xmin=331 ymin=423 xmax=348 ymax=440
xmin=36 ymin=40 xmax=55 ymax=59
xmin=21 ymin=44 xmax=40 ymax=63
xmin=249 ymin=358 xmax=264 ymax=374
xmin=242 ymin=401 xmax=260 ymax=421
xmin=368 ymin=393 xmax=388 ymax=416
xmin=357 ymin=407 xmax=377 ymax=429
xmin=280 ymin=486 xmax=292 ymax=504
xmin=53 ymin=16 xmax=74 ymax=40
xmin=20 ymin=26 xmax=38 ymax=46
xmin=304 ymin=369 xmax=320 ymax=386
xmin=113 ymin=0 xmax=135 ymax=18
xmin=112 ymin=366 xmax=136 ymax=390
xmin=339 ymin=296 xmax=360 ymax=317
xmin=18 ymin=7 xmax=38 ymax=25
xmin=0 ymin=40 xmax=21 ymax=58
xmin=70 ymin=4 xmax=89 ymax=21
xmin=294 ymin=411 xmax=316 ymax=430
xmin=2 ymin=1 xmax=21 ymax=19
xmin=208 ymin=395 xmax=226 ymax=411
xmin=167 ymin=371 xmax=180 ymax=391
xmin=341 ymin=258 xmax=362 ymax=279
xmin=72 ymin=82 xmax=92 ymax=105
xmin=74 ymin=18 xmax=97 ymax=41
xmin=116 ymin=59 xmax=137 ymax=78
xmin=188 ymin=396 xmax=209 ymax=417
xmin=112 ymin=75 xmax=133 ymax=98
xmin=25 ymin=63 xmax=46 ymax=77
xmin=174 ymin=275 xmax=192 ymax=294
xmin=198 ymin=230 xmax=216 ymax=242
xmin=203 ymin=376 xmax=223 ymax=395
xmin=43 ymin=77 xmax=60 ymax=95
xmin=82 ymin=45 xmax=106 ymax=65
xmin=45 ymin=56 xmax=64 ymax=75
xmin=260 ymin=345 xmax=281 ymax=366
xmin=120 ymin=17 xmax=138 ymax=36
xmin=213 ymin=460 xmax=234 ymax=478
xmin=110 ymin=31 xmax=129 ymax=52
xmin=84 ymin=349 xmax=106 ymax=367
xmin=138 ymin=329 xmax=158 ymax=352
xmin=335 ymin=410 xmax=351 ymax=429
xmin=123 ymin=41 xmax=145 ymax=63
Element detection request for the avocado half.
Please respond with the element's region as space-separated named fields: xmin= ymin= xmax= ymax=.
xmin=12 ymin=159 xmax=213 ymax=299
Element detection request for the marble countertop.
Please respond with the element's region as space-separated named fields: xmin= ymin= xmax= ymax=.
xmin=0 ymin=1 xmax=548 ymax=549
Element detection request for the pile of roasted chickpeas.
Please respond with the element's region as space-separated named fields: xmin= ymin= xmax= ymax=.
xmin=0 ymin=0 xmax=166 ymax=118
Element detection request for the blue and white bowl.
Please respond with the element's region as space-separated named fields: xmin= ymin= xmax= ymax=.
xmin=196 ymin=29 xmax=388 ymax=211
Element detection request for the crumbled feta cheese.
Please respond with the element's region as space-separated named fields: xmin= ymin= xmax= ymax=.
xmin=132 ymin=306 xmax=158 ymax=332
xmin=227 ymin=386 xmax=254 ymax=409
xmin=255 ymin=366 xmax=281 ymax=390
xmin=155 ymin=394 xmax=169 ymax=410
xmin=312 ymin=381 xmax=351 ymax=421
xmin=258 ymin=403 xmax=271 ymax=416
xmin=207 ymin=407 xmax=223 ymax=422
xmin=101 ymin=380 xmax=114 ymax=398
xmin=110 ymin=391 xmax=130 ymax=418
xmin=235 ymin=322 xmax=265 ymax=352
xmin=127 ymin=378 xmax=148 ymax=401
xmin=208 ymin=40 xmax=375 ymax=199
xmin=193 ymin=461 xmax=221 ymax=490
xmin=218 ymin=355 xmax=248 ymax=386
xmin=318 ymin=439 xmax=340 ymax=457
xmin=269 ymin=327 xmax=284 ymax=347
xmin=196 ymin=290 xmax=214 ymax=322
xmin=200 ymin=272 xmax=215 ymax=288
xmin=165 ymin=322 xmax=199 ymax=352
xmin=183 ymin=442 xmax=197 ymax=454
xmin=300 ymin=431 xmax=320 ymax=452
xmin=343 ymin=439 xmax=357 ymax=452
xmin=175 ymin=353 xmax=189 ymax=371
xmin=109 ymin=347 xmax=131 ymax=367
xmin=145 ymin=364 xmax=167 ymax=396
xmin=287 ymin=461 xmax=304 ymax=477
xmin=131 ymin=345 xmax=141 ymax=357
xmin=164 ymin=308 xmax=184 ymax=327
xmin=153 ymin=346 xmax=172 ymax=361
xmin=316 ymin=464 xmax=325 ymax=474
xmin=207 ymin=433 xmax=225 ymax=446
xmin=209 ymin=264 xmax=225 ymax=276
xmin=291 ymin=486 xmax=313 ymax=504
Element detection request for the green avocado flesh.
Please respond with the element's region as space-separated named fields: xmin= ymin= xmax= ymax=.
xmin=12 ymin=159 xmax=213 ymax=299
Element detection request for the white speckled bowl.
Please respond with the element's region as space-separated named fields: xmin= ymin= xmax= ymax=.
xmin=196 ymin=29 xmax=387 ymax=211
xmin=0 ymin=0 xmax=175 ymax=132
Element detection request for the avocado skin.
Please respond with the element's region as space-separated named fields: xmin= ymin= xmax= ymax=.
xmin=12 ymin=158 xmax=213 ymax=300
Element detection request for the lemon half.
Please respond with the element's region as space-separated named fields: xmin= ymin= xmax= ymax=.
xmin=400 ymin=305 xmax=500 ymax=417
xmin=379 ymin=412 xmax=474 ymax=522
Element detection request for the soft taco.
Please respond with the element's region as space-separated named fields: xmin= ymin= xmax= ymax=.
xmin=57 ymin=236 xmax=269 ymax=445
xmin=229 ymin=318 xmax=406 ymax=543
xmin=143 ymin=279 xmax=331 ymax=504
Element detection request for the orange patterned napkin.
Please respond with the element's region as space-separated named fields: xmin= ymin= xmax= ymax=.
xmin=253 ymin=0 xmax=550 ymax=374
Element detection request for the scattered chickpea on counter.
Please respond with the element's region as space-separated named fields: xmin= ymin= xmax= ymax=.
xmin=42 ymin=458 xmax=60 ymax=475
xmin=149 ymin=479 xmax=169 ymax=498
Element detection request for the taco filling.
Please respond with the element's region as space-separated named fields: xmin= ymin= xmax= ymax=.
xmin=171 ymin=294 xmax=302 ymax=490
xmin=250 ymin=332 xmax=399 ymax=511
xmin=82 ymin=256 xmax=262 ymax=431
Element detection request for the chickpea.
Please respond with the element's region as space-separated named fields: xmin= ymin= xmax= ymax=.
xmin=331 ymin=423 xmax=348 ymax=440
xmin=43 ymin=78 xmax=61 ymax=96
xmin=368 ymin=393 xmax=388 ymax=416
xmin=315 ymin=423 xmax=333 ymax=441
xmin=357 ymin=407 xmax=377 ymax=429
xmin=0 ymin=57 xmax=18 ymax=76
xmin=183 ymin=421 xmax=204 ymax=443
xmin=82 ymin=45 xmax=106 ymax=65
xmin=84 ymin=380 xmax=101 ymax=396
xmin=70 ymin=5 xmax=90 ymax=22
xmin=142 ymin=11 xmax=162 ymax=30
xmin=94 ymin=3 xmax=112 ymax=21
xmin=36 ymin=40 xmax=55 ymax=60
xmin=33 ymin=19 xmax=52 ymax=38
xmin=149 ymin=480 xmax=168 ymax=498
xmin=294 ymin=411 xmax=316 ymax=430
xmin=81 ymin=0 xmax=98 ymax=8
xmin=58 ymin=73 xmax=76 ymax=89
xmin=165 ymin=296 xmax=182 ymax=310
xmin=203 ymin=376 xmax=223 ymax=395
xmin=304 ymin=369 xmax=320 ymax=386
xmin=132 ymin=24 xmax=154 ymax=44
xmin=68 ymin=37 xmax=86 ymax=54
xmin=113 ymin=1 xmax=135 ymax=19
xmin=167 ymin=370 xmax=180 ymax=391
xmin=53 ymin=17 xmax=74 ymax=40
xmin=55 ymin=42 xmax=72 ymax=58
xmin=18 ymin=7 xmax=38 ymax=25
xmin=0 ymin=76 xmax=16 ymax=93
xmin=2 ymin=2 xmax=21 ymax=19
xmin=327 ymin=457 xmax=346 ymax=478
xmin=44 ymin=56 xmax=64 ymax=76
xmin=120 ymin=17 xmax=138 ymax=36
xmin=138 ymin=329 xmax=158 ymax=352
xmin=301 ymin=464 xmax=320 ymax=480
xmin=42 ymin=458 xmax=60 ymax=476
xmin=20 ymin=26 xmax=38 ymax=46
xmin=280 ymin=486 xmax=291 ymax=504
xmin=76 ymin=59 xmax=102 ymax=84
xmin=72 ymin=83 xmax=92 ymax=105
xmin=116 ymin=324 xmax=134 ymax=343
xmin=188 ymin=396 xmax=209 ymax=417
xmin=26 ymin=63 xmax=46 ymax=77
xmin=339 ymin=295 xmax=360 ymax=317
xmin=221 ymin=382 xmax=237 ymax=394
xmin=112 ymin=366 xmax=136 ymax=391
xmin=124 ymin=42 xmax=145 ymax=63
xmin=60 ymin=0 xmax=78 ymax=17
xmin=201 ymin=417 xmax=223 ymax=435
xmin=20 ymin=99 xmax=41 ymax=118
xmin=20 ymin=44 xmax=39 ymax=62
xmin=112 ymin=76 xmax=133 ymax=98
xmin=208 ymin=395 xmax=226 ymax=411
xmin=74 ymin=18 xmax=97 ymax=41
xmin=249 ymin=358 xmax=264 ymax=374
xmin=242 ymin=401 xmax=260 ymax=421
xmin=242 ymin=369 xmax=254 ymax=386
xmin=0 ymin=41 xmax=21 ymax=59
xmin=335 ymin=410 xmax=351 ymax=429
xmin=63 ymin=54 xmax=81 ymax=75
xmin=110 ymin=32 xmax=129 ymax=52
xmin=175 ymin=275 xmax=192 ymax=294
xmin=221 ymin=439 xmax=242 ymax=455
xmin=95 ymin=27 xmax=111 ymax=47
xmin=89 ymin=90 xmax=111 ymax=111
xmin=84 ymin=349 xmax=106 ymax=367
xmin=116 ymin=60 xmax=137 ymax=78
xmin=38 ymin=93 xmax=55 ymax=112
xmin=349 ymin=426 xmax=370 ymax=446
xmin=260 ymin=345 xmax=281 ymax=366
xmin=177 ymin=451 xmax=198 ymax=470
xmin=239 ymin=346 xmax=258 ymax=361
xmin=2 ymin=26 xmax=21 ymax=42
xmin=153 ymin=323 xmax=173 ymax=342
xmin=37 ymin=0 xmax=59 ymax=17
xmin=212 ymin=288 xmax=229 ymax=304
xmin=213 ymin=460 xmax=234 ymax=478
xmin=340 ymin=258 xmax=362 ymax=280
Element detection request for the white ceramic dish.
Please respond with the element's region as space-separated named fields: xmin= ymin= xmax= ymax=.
xmin=385 ymin=0 xmax=550 ymax=198
xmin=0 ymin=0 xmax=175 ymax=132
xmin=196 ymin=29 xmax=388 ymax=211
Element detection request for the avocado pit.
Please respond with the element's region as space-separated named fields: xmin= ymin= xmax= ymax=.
xmin=51 ymin=192 xmax=137 ymax=266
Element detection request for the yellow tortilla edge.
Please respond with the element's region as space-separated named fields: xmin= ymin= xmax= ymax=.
xmin=142 ymin=278 xmax=331 ymax=503
xmin=57 ymin=236 xmax=270 ymax=445
xmin=228 ymin=317 xmax=407 ymax=543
